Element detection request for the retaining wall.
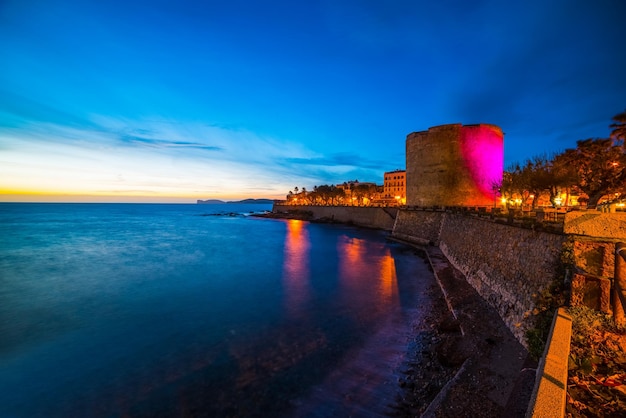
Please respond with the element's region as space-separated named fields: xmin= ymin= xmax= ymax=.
xmin=438 ymin=214 xmax=566 ymax=345
xmin=392 ymin=209 xmax=444 ymax=245
xmin=272 ymin=205 xmax=397 ymax=231
xmin=393 ymin=210 xmax=566 ymax=346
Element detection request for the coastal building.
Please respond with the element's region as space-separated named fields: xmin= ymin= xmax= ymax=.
xmin=383 ymin=170 xmax=406 ymax=206
xmin=406 ymin=124 xmax=504 ymax=207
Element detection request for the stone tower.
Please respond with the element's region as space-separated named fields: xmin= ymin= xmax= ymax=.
xmin=406 ymin=123 xmax=503 ymax=207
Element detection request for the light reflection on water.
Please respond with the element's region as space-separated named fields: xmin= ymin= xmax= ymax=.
xmin=337 ymin=235 xmax=399 ymax=322
xmin=0 ymin=204 xmax=432 ymax=417
xmin=282 ymin=220 xmax=311 ymax=319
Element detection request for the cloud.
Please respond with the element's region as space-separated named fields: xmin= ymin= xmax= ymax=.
xmin=118 ymin=134 xmax=223 ymax=151
xmin=0 ymin=114 xmax=352 ymax=198
xmin=285 ymin=152 xmax=388 ymax=170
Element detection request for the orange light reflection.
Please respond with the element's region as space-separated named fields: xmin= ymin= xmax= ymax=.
xmin=337 ymin=237 xmax=398 ymax=315
xmin=282 ymin=220 xmax=311 ymax=318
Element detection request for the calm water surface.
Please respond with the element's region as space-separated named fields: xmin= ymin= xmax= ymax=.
xmin=0 ymin=203 xmax=431 ymax=417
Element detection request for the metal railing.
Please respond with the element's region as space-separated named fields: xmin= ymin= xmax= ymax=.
xmin=614 ymin=243 xmax=626 ymax=326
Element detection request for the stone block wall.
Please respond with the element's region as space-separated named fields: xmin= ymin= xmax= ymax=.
xmin=437 ymin=214 xmax=567 ymax=345
xmin=273 ymin=205 xmax=398 ymax=231
xmin=392 ymin=209 xmax=566 ymax=346
xmin=391 ymin=209 xmax=445 ymax=245
xmin=570 ymin=273 xmax=611 ymax=312
xmin=568 ymin=240 xmax=617 ymax=313
xmin=564 ymin=212 xmax=626 ymax=239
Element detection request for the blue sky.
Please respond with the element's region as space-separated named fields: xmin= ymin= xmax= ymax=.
xmin=1 ymin=0 xmax=625 ymax=202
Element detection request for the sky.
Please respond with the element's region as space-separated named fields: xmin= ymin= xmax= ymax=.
xmin=1 ymin=0 xmax=625 ymax=203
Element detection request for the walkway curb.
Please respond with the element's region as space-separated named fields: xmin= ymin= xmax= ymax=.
xmin=525 ymin=307 xmax=572 ymax=418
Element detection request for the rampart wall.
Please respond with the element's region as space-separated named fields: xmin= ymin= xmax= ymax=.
xmin=392 ymin=210 xmax=567 ymax=346
xmin=272 ymin=205 xmax=397 ymax=231
xmin=392 ymin=209 xmax=444 ymax=246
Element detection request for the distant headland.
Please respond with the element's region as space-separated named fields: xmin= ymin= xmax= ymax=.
xmin=197 ymin=198 xmax=274 ymax=204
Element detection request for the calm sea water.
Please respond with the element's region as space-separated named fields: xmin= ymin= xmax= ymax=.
xmin=0 ymin=203 xmax=431 ymax=417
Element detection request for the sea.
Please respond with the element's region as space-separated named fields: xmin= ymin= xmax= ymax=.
xmin=0 ymin=203 xmax=433 ymax=417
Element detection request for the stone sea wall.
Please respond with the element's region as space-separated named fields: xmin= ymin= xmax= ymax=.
xmin=272 ymin=205 xmax=398 ymax=231
xmin=437 ymin=214 xmax=566 ymax=345
xmin=392 ymin=209 xmax=444 ymax=246
xmin=393 ymin=210 xmax=567 ymax=346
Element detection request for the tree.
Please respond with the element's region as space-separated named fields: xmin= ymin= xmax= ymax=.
xmin=353 ymin=184 xmax=367 ymax=206
xmin=362 ymin=184 xmax=379 ymax=205
xmin=500 ymin=163 xmax=529 ymax=207
xmin=558 ymin=138 xmax=626 ymax=207
xmin=547 ymin=153 xmax=578 ymax=206
xmin=521 ymin=158 xmax=546 ymax=208
xmin=331 ymin=187 xmax=346 ymax=205
xmin=522 ymin=155 xmax=577 ymax=207
xmin=315 ymin=185 xmax=334 ymax=205
xmin=610 ymin=109 xmax=626 ymax=147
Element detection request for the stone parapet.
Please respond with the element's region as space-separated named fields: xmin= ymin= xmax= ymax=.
xmin=526 ymin=307 xmax=572 ymax=418
xmin=564 ymin=211 xmax=626 ymax=239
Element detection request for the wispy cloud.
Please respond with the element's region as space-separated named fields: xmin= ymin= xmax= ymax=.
xmin=0 ymin=114 xmax=373 ymax=199
xmin=285 ymin=152 xmax=388 ymax=170
xmin=118 ymin=134 xmax=223 ymax=151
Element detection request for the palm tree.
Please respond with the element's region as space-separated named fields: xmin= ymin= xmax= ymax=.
xmin=610 ymin=109 xmax=626 ymax=146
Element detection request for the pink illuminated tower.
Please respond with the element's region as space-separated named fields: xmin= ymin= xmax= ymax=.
xmin=405 ymin=124 xmax=504 ymax=207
